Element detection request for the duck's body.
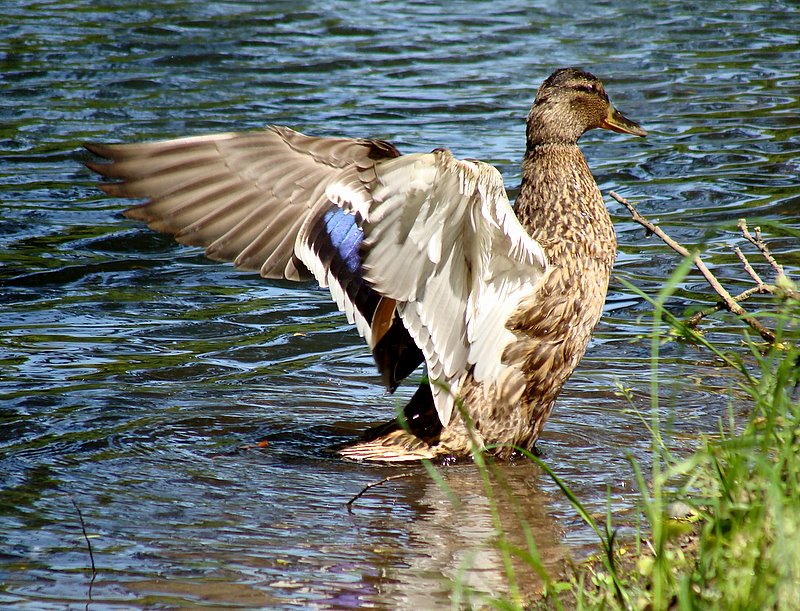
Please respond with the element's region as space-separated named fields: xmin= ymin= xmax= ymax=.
xmin=356 ymin=136 xmax=621 ymax=460
xmin=86 ymin=68 xmax=645 ymax=462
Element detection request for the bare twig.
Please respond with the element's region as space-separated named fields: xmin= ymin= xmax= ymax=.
xmin=611 ymin=192 xmax=692 ymax=258
xmin=686 ymin=285 xmax=772 ymax=328
xmin=738 ymin=218 xmax=785 ymax=278
xmin=70 ymin=494 xmax=97 ymax=609
xmin=734 ymin=246 xmax=767 ymax=289
xmin=70 ymin=496 xmax=96 ymax=576
xmin=346 ymin=473 xmax=415 ymax=513
xmin=683 ymin=304 xmax=717 ymax=330
xmin=610 ymin=191 xmax=776 ymax=344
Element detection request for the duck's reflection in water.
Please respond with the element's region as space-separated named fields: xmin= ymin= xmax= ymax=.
xmin=341 ymin=459 xmax=565 ymax=609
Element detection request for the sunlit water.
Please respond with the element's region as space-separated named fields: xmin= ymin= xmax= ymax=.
xmin=2 ymin=1 xmax=799 ymax=608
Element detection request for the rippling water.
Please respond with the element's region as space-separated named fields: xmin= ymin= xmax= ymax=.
xmin=2 ymin=1 xmax=799 ymax=608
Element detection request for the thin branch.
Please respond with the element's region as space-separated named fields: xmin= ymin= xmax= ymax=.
xmin=610 ymin=191 xmax=776 ymax=344
xmin=346 ymin=473 xmax=415 ymax=513
xmin=70 ymin=494 xmax=97 ymax=610
xmin=738 ymin=218 xmax=785 ymax=278
xmin=70 ymin=496 xmax=97 ymax=577
xmin=734 ymin=246 xmax=767 ymax=288
xmin=684 ymin=304 xmax=718 ymax=330
xmin=686 ymin=285 xmax=772 ymax=328
xmin=611 ymin=192 xmax=692 ymax=259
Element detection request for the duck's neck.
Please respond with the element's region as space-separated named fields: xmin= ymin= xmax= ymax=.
xmin=517 ymin=143 xmax=616 ymax=267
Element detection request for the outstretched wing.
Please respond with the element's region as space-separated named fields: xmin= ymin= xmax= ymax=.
xmin=85 ymin=126 xmax=400 ymax=280
xmin=85 ymin=128 xmax=421 ymax=391
xmin=327 ymin=150 xmax=549 ymax=426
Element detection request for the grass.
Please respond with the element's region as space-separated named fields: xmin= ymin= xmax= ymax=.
xmin=624 ymin=288 xmax=799 ymax=610
xmin=450 ymin=251 xmax=800 ymax=610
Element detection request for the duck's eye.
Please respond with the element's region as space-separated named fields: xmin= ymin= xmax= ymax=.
xmin=575 ymin=84 xmax=598 ymax=94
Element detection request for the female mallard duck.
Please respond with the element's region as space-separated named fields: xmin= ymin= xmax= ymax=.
xmin=86 ymin=67 xmax=645 ymax=462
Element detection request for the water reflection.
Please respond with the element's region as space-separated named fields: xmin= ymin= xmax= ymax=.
xmin=2 ymin=0 xmax=799 ymax=607
xmin=1 ymin=444 xmax=564 ymax=608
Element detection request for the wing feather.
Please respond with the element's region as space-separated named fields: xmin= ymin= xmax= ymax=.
xmin=85 ymin=126 xmax=400 ymax=279
xmin=353 ymin=150 xmax=548 ymax=425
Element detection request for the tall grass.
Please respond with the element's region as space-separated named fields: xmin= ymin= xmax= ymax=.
xmin=454 ymin=252 xmax=799 ymax=609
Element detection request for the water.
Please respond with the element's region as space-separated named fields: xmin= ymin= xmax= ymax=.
xmin=2 ymin=0 xmax=799 ymax=608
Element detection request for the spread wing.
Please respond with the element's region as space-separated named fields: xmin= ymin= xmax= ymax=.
xmin=85 ymin=126 xmax=400 ymax=280
xmin=85 ymin=128 xmax=422 ymax=391
xmin=328 ymin=150 xmax=549 ymax=426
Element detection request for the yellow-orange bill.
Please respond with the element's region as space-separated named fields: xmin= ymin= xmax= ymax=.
xmin=601 ymin=107 xmax=647 ymax=137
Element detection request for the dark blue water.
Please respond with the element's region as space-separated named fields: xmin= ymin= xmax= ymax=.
xmin=2 ymin=1 xmax=799 ymax=608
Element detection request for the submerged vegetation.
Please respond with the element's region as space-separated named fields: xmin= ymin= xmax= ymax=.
xmin=454 ymin=213 xmax=799 ymax=610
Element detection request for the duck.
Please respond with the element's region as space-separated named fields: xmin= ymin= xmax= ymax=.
xmin=85 ymin=67 xmax=646 ymax=462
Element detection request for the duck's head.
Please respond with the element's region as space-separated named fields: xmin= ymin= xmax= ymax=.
xmin=526 ymin=67 xmax=646 ymax=148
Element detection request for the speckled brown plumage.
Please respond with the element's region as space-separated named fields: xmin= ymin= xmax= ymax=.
xmin=451 ymin=145 xmax=619 ymax=457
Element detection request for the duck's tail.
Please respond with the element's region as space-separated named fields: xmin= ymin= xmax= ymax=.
xmin=339 ymin=428 xmax=438 ymax=462
xmin=339 ymin=382 xmax=446 ymax=462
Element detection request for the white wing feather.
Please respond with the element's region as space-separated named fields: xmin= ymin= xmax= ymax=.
xmin=355 ymin=150 xmax=548 ymax=425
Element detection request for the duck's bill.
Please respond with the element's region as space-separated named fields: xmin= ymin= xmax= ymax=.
xmin=601 ymin=107 xmax=647 ymax=137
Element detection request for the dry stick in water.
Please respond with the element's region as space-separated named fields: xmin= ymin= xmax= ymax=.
xmin=686 ymin=285 xmax=772 ymax=329
xmin=346 ymin=473 xmax=415 ymax=513
xmin=609 ymin=191 xmax=777 ymax=344
xmin=739 ymin=218 xmax=785 ymax=278
xmin=69 ymin=494 xmax=97 ymax=606
xmin=70 ymin=496 xmax=96 ymax=576
xmin=734 ymin=246 xmax=769 ymax=289
xmin=739 ymin=219 xmax=800 ymax=302
xmin=688 ymin=245 xmax=774 ymax=327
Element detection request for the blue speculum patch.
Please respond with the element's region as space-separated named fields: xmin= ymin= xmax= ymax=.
xmin=323 ymin=208 xmax=362 ymax=274
xmin=313 ymin=204 xmax=381 ymax=327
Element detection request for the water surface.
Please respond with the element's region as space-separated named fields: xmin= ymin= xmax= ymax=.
xmin=2 ymin=1 xmax=799 ymax=608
